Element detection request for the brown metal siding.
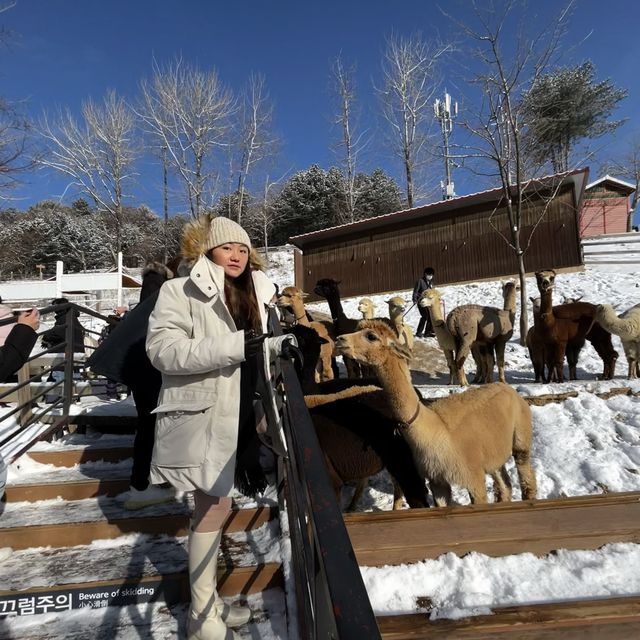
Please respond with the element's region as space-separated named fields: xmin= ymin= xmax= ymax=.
xmin=298 ymin=187 xmax=582 ymax=300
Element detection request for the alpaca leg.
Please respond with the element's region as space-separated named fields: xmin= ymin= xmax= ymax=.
xmin=445 ymin=350 xmax=457 ymax=385
xmin=566 ymin=346 xmax=579 ymax=380
xmin=430 ymin=480 xmax=452 ymax=507
xmin=513 ymin=450 xmax=537 ymax=500
xmin=346 ymin=479 xmax=366 ymax=511
xmin=551 ymin=343 xmax=567 ymax=382
xmin=467 ymin=473 xmax=488 ymax=504
xmin=495 ymin=341 xmax=506 ymax=383
xmin=471 ymin=344 xmax=484 ymax=383
xmin=391 ymin=477 xmax=404 ymax=510
xmin=485 ymin=346 xmax=495 ymax=383
xmin=490 ymin=467 xmax=512 ymax=502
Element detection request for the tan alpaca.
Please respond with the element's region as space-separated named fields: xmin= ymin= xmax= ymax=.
xmin=335 ymin=320 xmax=537 ymax=506
xmin=277 ymin=286 xmax=334 ymax=381
xmin=358 ymin=298 xmax=375 ymax=320
xmin=446 ymin=281 xmax=519 ymax=386
xmin=386 ymin=296 xmax=414 ymax=351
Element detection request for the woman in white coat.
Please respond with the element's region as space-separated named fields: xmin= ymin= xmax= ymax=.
xmin=146 ymin=215 xmax=295 ymax=640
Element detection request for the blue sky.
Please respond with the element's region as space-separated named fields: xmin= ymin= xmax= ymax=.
xmin=2 ymin=0 xmax=639 ymax=215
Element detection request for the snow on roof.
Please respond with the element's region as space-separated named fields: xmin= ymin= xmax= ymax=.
xmin=585 ymin=174 xmax=636 ymax=193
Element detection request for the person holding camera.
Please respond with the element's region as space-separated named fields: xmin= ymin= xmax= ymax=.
xmin=146 ymin=215 xmax=295 ymax=639
xmin=0 ymin=308 xmax=40 ymax=383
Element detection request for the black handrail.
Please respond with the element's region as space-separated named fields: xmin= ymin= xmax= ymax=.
xmin=0 ymin=302 xmax=115 ymax=463
xmin=268 ymin=309 xmax=381 ymax=639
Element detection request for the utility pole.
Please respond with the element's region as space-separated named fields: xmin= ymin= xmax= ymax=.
xmin=434 ymin=91 xmax=458 ymax=200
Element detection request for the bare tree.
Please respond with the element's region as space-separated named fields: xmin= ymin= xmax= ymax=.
xmin=329 ymin=55 xmax=369 ymax=223
xmin=137 ymin=58 xmax=235 ymax=219
xmin=446 ymin=0 xmax=574 ymax=343
xmin=244 ymin=170 xmax=290 ymax=263
xmin=234 ymin=73 xmax=279 ymax=224
xmin=601 ymin=136 xmax=640 ymax=231
xmin=38 ymin=90 xmax=138 ymax=258
xmin=376 ymin=33 xmax=451 ymax=208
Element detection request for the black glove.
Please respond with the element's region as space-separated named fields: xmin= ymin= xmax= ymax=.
xmin=244 ymin=332 xmax=268 ymax=359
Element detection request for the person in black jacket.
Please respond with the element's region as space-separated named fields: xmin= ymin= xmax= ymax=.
xmin=87 ymin=262 xmax=174 ymax=509
xmin=412 ymin=266 xmax=435 ymax=338
xmin=0 ymin=309 xmax=40 ymax=383
xmin=41 ymin=298 xmax=85 ymax=353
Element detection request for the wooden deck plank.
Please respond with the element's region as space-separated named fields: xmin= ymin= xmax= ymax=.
xmin=0 ymin=563 xmax=282 ymax=602
xmin=5 ymin=478 xmax=131 ymax=502
xmin=377 ymin=595 xmax=640 ymax=638
xmin=0 ymin=506 xmax=277 ymax=550
xmin=344 ymin=492 xmax=640 ymax=565
xmin=27 ymin=447 xmax=133 ymax=466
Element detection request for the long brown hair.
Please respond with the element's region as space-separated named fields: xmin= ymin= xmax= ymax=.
xmin=223 ymin=264 xmax=262 ymax=333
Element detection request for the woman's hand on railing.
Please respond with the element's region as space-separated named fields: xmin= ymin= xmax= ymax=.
xmin=17 ymin=309 xmax=40 ymax=331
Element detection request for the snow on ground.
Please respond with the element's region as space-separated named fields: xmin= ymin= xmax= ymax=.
xmin=2 ymin=246 xmax=640 ymax=637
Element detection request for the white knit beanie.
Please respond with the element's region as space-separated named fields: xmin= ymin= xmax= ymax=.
xmin=206 ymin=216 xmax=251 ymax=252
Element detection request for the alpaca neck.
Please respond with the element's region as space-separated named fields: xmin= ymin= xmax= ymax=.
xmin=539 ymin=289 xmax=554 ymax=327
xmin=503 ymin=288 xmax=518 ymax=324
xmin=390 ymin=313 xmax=403 ymax=332
xmin=374 ymin=353 xmax=423 ymax=425
xmin=427 ymin=297 xmax=444 ymax=323
xmin=362 ymin=309 xmax=374 ymax=320
xmin=327 ymin=292 xmax=346 ymax=323
xmin=292 ymin=297 xmax=311 ymax=327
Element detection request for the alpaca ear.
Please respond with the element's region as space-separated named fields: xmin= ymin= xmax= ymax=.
xmin=389 ymin=339 xmax=412 ymax=363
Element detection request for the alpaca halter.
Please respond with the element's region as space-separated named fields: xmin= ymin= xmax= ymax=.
xmin=398 ymin=401 xmax=421 ymax=430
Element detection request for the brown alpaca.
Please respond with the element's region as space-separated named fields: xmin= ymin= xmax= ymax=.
xmin=314 ymin=278 xmax=363 ymax=378
xmin=534 ymin=270 xmax=617 ymax=382
xmin=335 ymin=320 xmax=537 ymax=505
xmin=277 ymin=286 xmax=335 ymax=382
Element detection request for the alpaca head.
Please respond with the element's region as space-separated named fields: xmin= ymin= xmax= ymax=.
xmin=418 ymin=288 xmax=441 ymax=308
xmin=386 ymin=296 xmax=406 ymax=319
xmin=277 ymin=286 xmax=306 ymax=312
xmin=502 ymin=281 xmax=518 ymax=297
xmin=334 ymin=319 xmax=412 ymax=368
xmin=535 ymin=269 xmax=556 ymax=293
xmin=314 ymin=278 xmax=340 ymax=299
xmin=530 ymin=296 xmax=542 ymax=317
xmin=358 ymin=298 xmax=375 ymax=319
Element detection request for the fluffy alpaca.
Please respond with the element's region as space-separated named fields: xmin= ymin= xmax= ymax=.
xmin=277 ymin=286 xmax=335 ymax=382
xmin=419 ymin=289 xmax=458 ymax=384
xmin=526 ymin=297 xmax=547 ymax=383
xmin=534 ymin=270 xmax=617 ymax=382
xmin=387 ymin=296 xmax=414 ymax=351
xmin=285 ymin=323 xmax=430 ymax=511
xmin=358 ymin=298 xmax=375 ymax=320
xmin=596 ymin=303 xmax=640 ymax=378
xmin=446 ymin=282 xmax=518 ymax=386
xmin=335 ymin=320 xmax=537 ymax=505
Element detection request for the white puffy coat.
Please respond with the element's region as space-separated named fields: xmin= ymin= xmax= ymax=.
xmin=146 ymin=254 xmax=276 ymax=495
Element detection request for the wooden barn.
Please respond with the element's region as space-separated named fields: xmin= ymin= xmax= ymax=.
xmin=290 ymin=169 xmax=589 ymax=299
xmin=580 ymin=174 xmax=636 ymax=237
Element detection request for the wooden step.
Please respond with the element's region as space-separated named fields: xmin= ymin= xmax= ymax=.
xmin=0 ymin=522 xmax=280 ymax=588
xmin=1 ymin=504 xmax=277 ymax=550
xmin=27 ymin=446 xmax=133 ymax=466
xmin=344 ymin=492 xmax=640 ymax=565
xmin=5 ymin=478 xmax=131 ymax=501
xmin=377 ymin=595 xmax=640 ymax=639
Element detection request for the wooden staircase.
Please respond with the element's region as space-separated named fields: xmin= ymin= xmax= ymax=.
xmin=2 ymin=421 xmax=640 ymax=637
xmin=0 ymin=430 xmax=288 ymax=638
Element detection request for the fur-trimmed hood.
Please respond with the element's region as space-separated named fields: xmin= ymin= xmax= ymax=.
xmin=181 ymin=213 xmax=265 ymax=272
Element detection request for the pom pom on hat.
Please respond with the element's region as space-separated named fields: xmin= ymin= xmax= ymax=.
xmin=206 ymin=216 xmax=251 ymax=252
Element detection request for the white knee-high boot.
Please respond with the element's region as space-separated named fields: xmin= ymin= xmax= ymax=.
xmin=187 ymin=530 xmax=240 ymax=640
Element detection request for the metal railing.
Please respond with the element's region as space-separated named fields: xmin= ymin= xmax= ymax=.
xmin=0 ymin=302 xmax=113 ymax=463
xmin=268 ymin=309 xmax=381 ymax=640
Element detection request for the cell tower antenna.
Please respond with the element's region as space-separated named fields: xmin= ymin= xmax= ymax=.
xmin=434 ymin=90 xmax=458 ymax=200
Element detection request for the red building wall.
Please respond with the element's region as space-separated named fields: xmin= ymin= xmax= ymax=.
xmin=580 ymin=196 xmax=629 ymax=237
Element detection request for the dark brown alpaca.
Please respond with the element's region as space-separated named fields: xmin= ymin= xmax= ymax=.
xmin=533 ymin=270 xmax=617 ymax=382
xmin=314 ymin=278 xmax=364 ymax=378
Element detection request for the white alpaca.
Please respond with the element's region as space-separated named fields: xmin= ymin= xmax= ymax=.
xmin=595 ymin=303 xmax=640 ymax=378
